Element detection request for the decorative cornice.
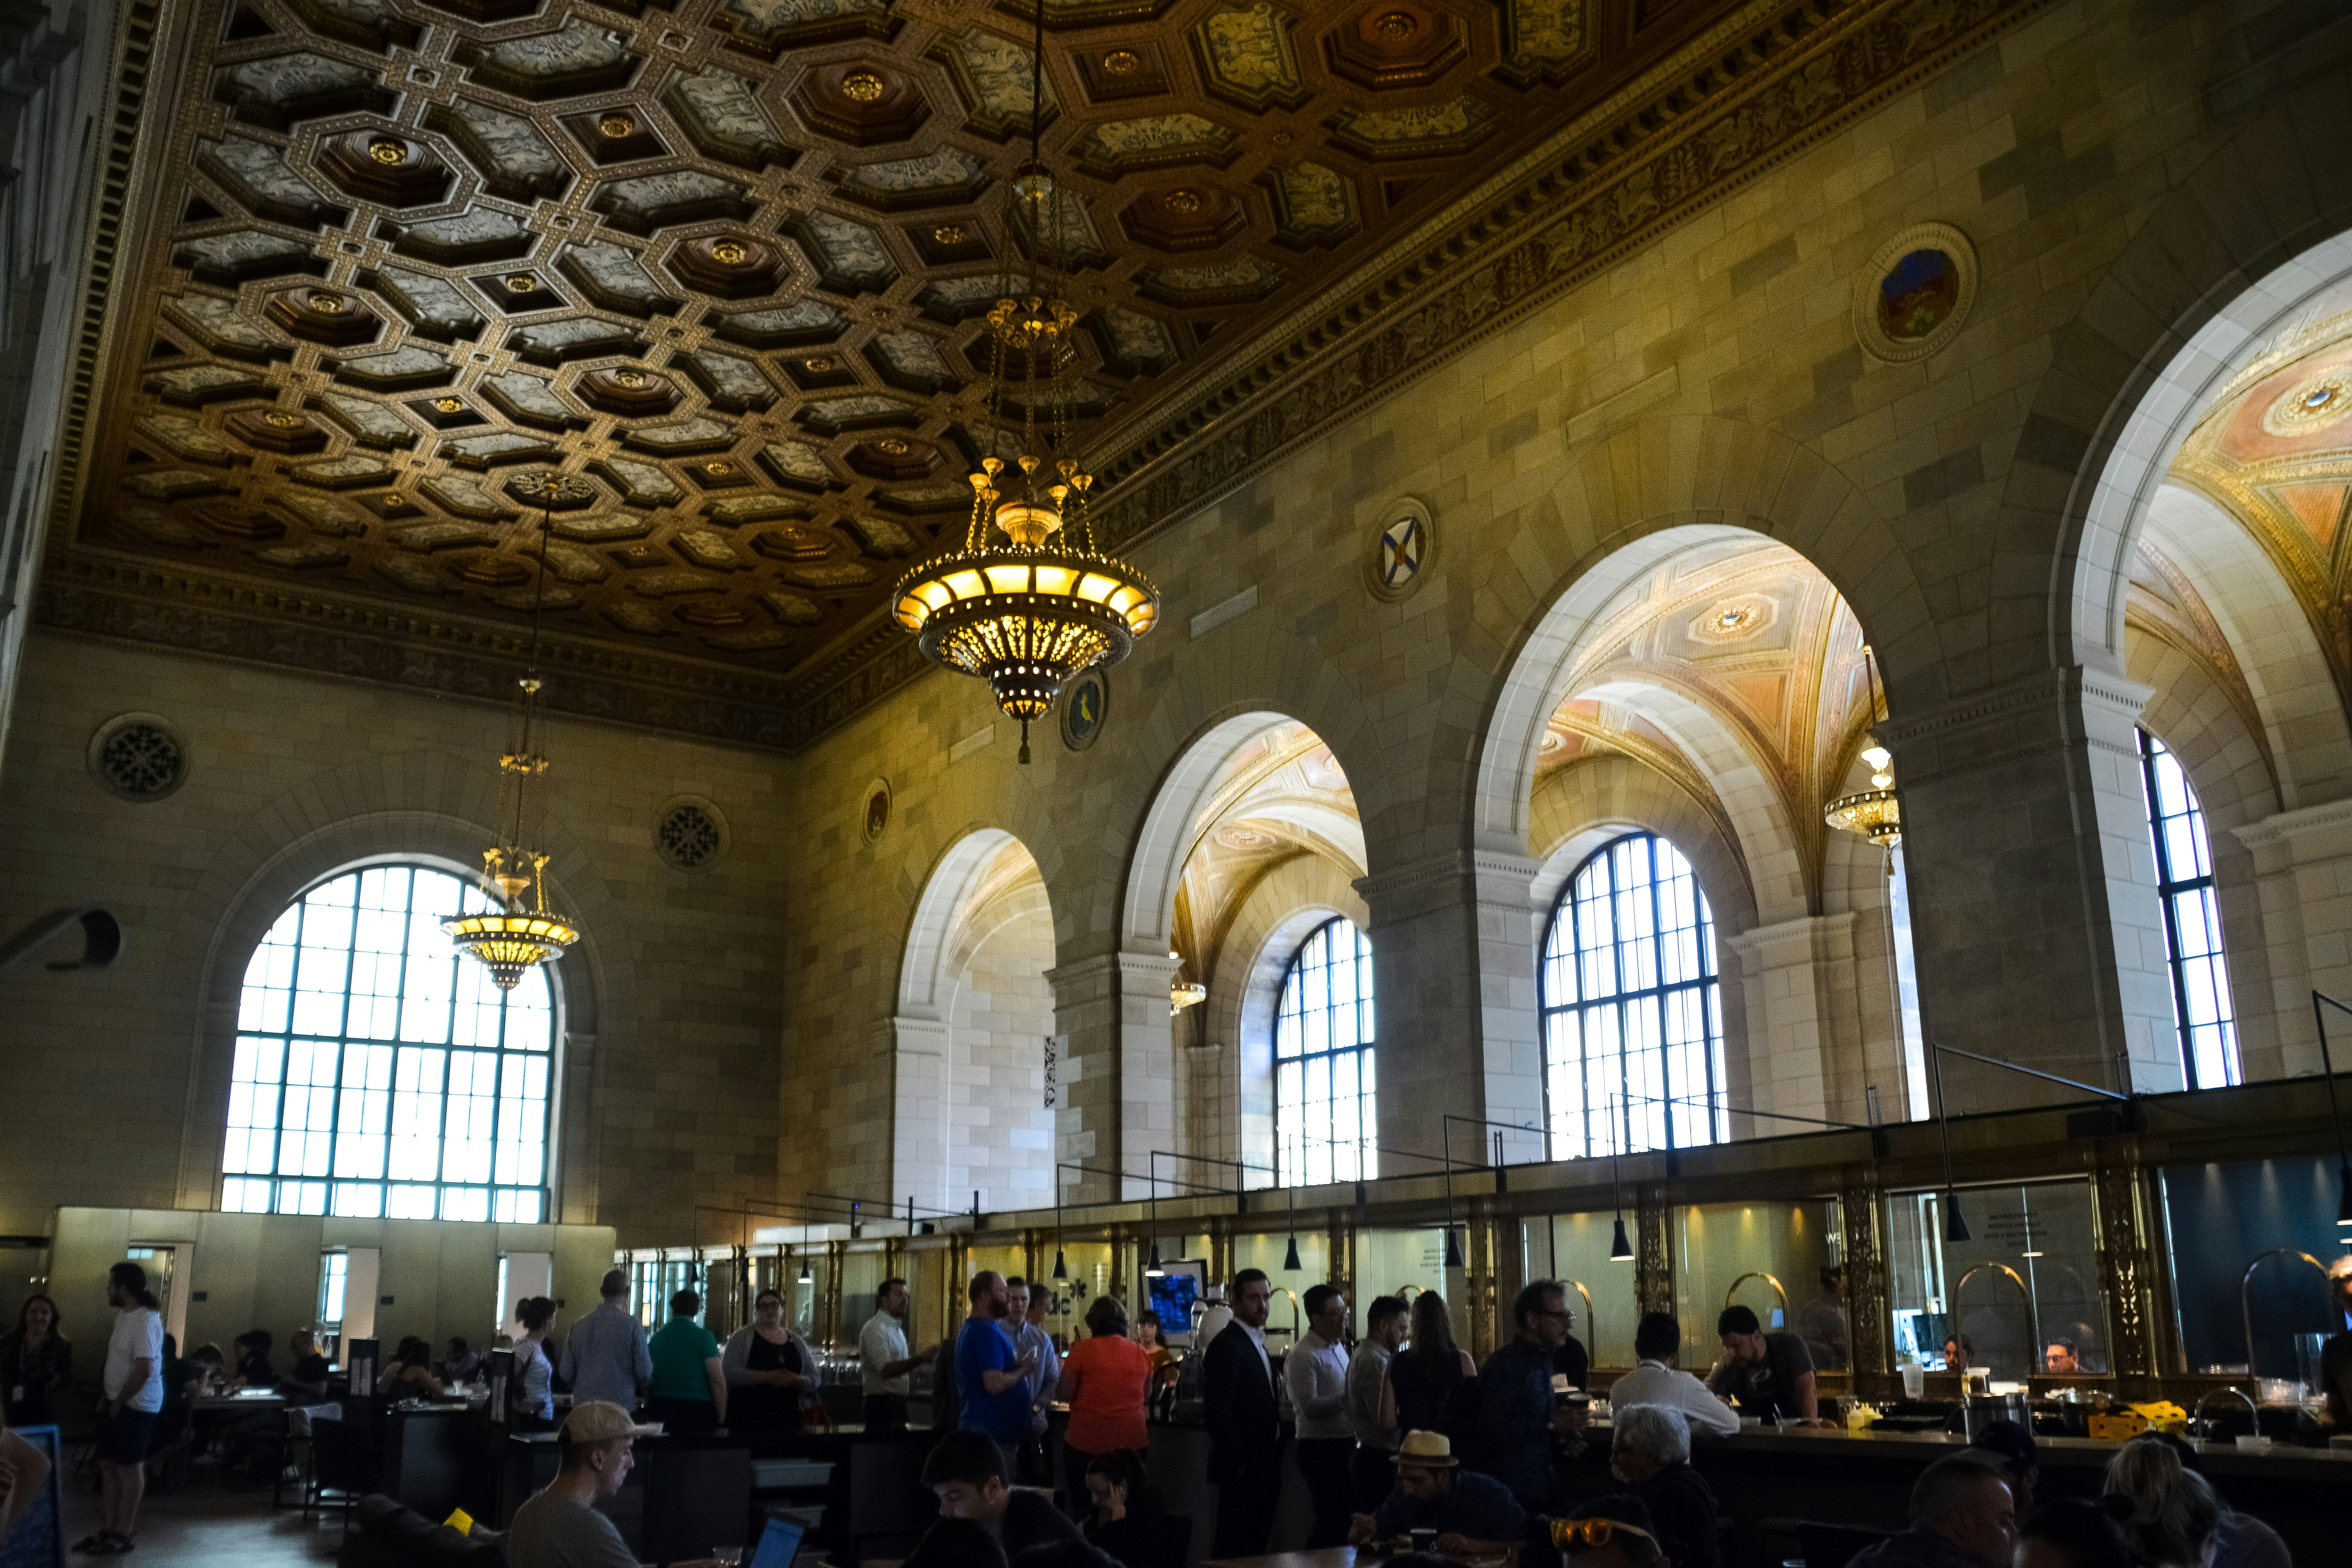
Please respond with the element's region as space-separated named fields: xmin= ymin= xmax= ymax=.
xmin=1087 ymin=0 xmax=2058 ymax=554
xmin=2228 ymin=797 xmax=2352 ymax=851
xmin=1722 ymin=910 xmax=1856 ymax=962
xmin=1875 ymin=666 xmax=2154 ymax=776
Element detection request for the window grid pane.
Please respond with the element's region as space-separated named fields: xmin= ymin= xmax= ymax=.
xmin=1541 ymin=833 xmax=1727 ymax=1160
xmin=2137 ymin=729 xmax=2241 ymax=1089
xmin=1274 ymin=917 xmax=1376 ymax=1187
xmin=219 ymin=865 xmax=555 ymax=1218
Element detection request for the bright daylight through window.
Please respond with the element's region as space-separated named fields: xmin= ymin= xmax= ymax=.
xmin=1542 ymin=832 xmax=1728 ymax=1159
xmin=221 ymin=865 xmax=556 ymax=1221
xmin=2136 ymin=729 xmax=2239 ymax=1089
xmin=1274 ymin=915 xmax=1376 ymax=1187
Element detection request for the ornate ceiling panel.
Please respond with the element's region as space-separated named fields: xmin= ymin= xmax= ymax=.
xmin=47 ymin=0 xmax=2049 ymax=746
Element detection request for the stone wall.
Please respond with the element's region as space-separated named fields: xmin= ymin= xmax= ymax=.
xmin=0 ymin=633 xmax=786 ymax=1243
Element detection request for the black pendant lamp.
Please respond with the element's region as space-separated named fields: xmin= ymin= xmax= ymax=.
xmin=1610 ymin=1103 xmax=1634 ymax=1261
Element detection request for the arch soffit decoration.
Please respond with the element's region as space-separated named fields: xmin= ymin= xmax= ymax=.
xmin=899 ymin=826 xmax=1053 ymax=1022
xmin=1471 ymin=414 xmax=1925 ymax=859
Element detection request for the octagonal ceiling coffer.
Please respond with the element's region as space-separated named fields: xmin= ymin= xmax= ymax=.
xmin=577 ymin=366 xmax=681 ymax=417
xmin=791 ymin=63 xmax=929 ymax=145
xmin=667 ymin=235 xmax=788 ymax=299
xmin=227 ymin=407 xmax=330 ymax=453
xmin=318 ymin=132 xmax=456 ymax=207
xmin=266 ymin=287 xmax=383 ymax=347
xmin=1323 ymin=1 xmax=1466 ymax=89
xmin=561 ymin=107 xmax=670 ymax=164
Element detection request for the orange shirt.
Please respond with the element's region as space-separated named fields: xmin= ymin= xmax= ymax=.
xmin=1058 ymin=1332 xmax=1152 ymax=1455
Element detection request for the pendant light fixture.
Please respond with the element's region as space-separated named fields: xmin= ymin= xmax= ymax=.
xmin=1826 ymin=643 xmax=1902 ymax=853
xmin=1282 ymin=1179 xmax=1301 ymax=1274
xmin=1609 ymin=1102 xmax=1634 ymax=1263
xmin=889 ymin=0 xmax=1159 ymax=762
xmin=444 ymin=475 xmax=581 ymax=988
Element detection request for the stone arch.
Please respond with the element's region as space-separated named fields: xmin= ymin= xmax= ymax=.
xmin=1471 ymin=415 xmax=1926 ymax=857
xmin=179 ymin=748 xmax=621 ymax=1222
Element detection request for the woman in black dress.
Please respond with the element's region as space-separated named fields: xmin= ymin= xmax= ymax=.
xmin=722 ymin=1290 xmax=814 ymax=1435
xmin=1383 ymin=1289 xmax=1477 ymax=1442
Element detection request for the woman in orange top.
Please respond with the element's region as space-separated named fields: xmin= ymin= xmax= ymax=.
xmin=1056 ymin=1295 xmax=1152 ymax=1516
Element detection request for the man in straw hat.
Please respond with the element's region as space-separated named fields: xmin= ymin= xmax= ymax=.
xmin=1348 ymin=1429 xmax=1525 ymax=1558
xmin=508 ymin=1400 xmax=731 ymax=1568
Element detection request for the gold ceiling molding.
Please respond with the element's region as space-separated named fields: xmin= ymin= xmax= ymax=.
xmin=2124 ymin=542 xmax=2279 ymax=803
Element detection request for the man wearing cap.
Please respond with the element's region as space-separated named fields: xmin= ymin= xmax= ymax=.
xmin=560 ymin=1270 xmax=654 ymax=1412
xmin=1348 ymin=1431 xmax=1526 ymax=1557
xmin=509 ymin=1401 xmax=727 ymax=1568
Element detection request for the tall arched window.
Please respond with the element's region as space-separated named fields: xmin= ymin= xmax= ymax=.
xmin=1541 ymin=833 xmax=1727 ymax=1158
xmin=2136 ymin=729 xmax=2240 ymax=1088
xmin=1274 ymin=916 xmax=1375 ymax=1186
xmin=221 ymin=864 xmax=557 ymax=1221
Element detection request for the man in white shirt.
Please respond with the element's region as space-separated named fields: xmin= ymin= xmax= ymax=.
xmin=1286 ymin=1284 xmax=1354 ymax=1548
xmin=85 ymin=1261 xmax=165 ymax=1554
xmin=859 ymin=1277 xmax=931 ymax=1434
xmin=1346 ymin=1294 xmax=1407 ymax=1509
xmin=1608 ymin=1311 xmax=1740 ymax=1438
xmin=1005 ymin=1278 xmax=1060 ymax=1485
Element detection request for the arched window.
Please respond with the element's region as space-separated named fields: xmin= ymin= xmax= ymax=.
xmin=1541 ymin=833 xmax=1727 ymax=1158
xmin=221 ymin=864 xmax=557 ymax=1221
xmin=1274 ymin=916 xmax=1375 ymax=1186
xmin=2136 ymin=729 xmax=2239 ymax=1088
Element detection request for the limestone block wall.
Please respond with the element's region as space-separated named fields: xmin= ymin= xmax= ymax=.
xmin=774 ymin=0 xmax=2352 ymax=1205
xmin=0 ymin=634 xmax=787 ymax=1243
xmin=943 ymin=894 xmax=1057 ymax=1213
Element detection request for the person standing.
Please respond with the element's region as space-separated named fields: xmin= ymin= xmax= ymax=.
xmin=81 ymin=1261 xmax=164 ymax=1555
xmin=955 ymin=1272 xmax=1036 ymax=1472
xmin=1608 ymin=1313 xmax=1740 ymax=1438
xmin=560 ymin=1270 xmax=653 ymax=1410
xmin=1 ymin=1296 xmax=70 ymax=1429
xmin=859 ymin=1278 xmax=930 ymax=1434
xmin=2320 ymin=1254 xmax=2351 ymax=1428
xmin=1006 ymin=1278 xmax=1059 ymax=1486
xmin=1796 ymin=1265 xmax=1850 ymax=1373
xmin=1707 ymin=1305 xmax=1820 ymax=1424
xmin=1384 ymin=1291 xmax=1475 ymax=1445
xmin=722 ymin=1289 xmax=813 ymax=1436
xmin=1286 ymin=1284 xmax=1353 ymax=1547
xmin=1057 ymin=1296 xmax=1150 ymax=1516
xmin=511 ymin=1298 xmax=559 ymax=1430
xmin=1203 ymin=1268 xmax=1282 ymax=1558
xmin=646 ymin=1289 xmax=727 ymax=1436
xmin=1472 ymin=1280 xmax=1584 ymax=1512
xmin=1346 ymin=1295 xmax=1406 ymax=1510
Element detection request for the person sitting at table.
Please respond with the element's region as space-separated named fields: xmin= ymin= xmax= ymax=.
xmin=1349 ymin=1429 xmax=1526 ymax=1556
xmin=382 ymin=1337 xmax=444 ymax=1399
xmin=722 ymin=1288 xmax=812 ymax=1436
xmin=442 ymin=1337 xmax=480 ymax=1386
xmin=1079 ymin=1448 xmax=1165 ymax=1568
xmin=1541 ymin=1496 xmax=1667 ymax=1568
xmin=1606 ymin=1404 xmax=1719 ymax=1568
xmin=1968 ymin=1419 xmax=2038 ymax=1520
xmin=1940 ymin=1334 xmax=1974 ymax=1373
xmin=1610 ymin=1312 xmax=1740 ymax=1439
xmin=279 ymin=1328 xmax=330 ymax=1402
xmin=1057 ymin=1295 xmax=1151 ymax=1517
xmin=508 ymin=1399 xmax=727 ymax=1568
xmin=1706 ymin=1305 xmax=1820 ymax=1425
xmin=646 ymin=1289 xmax=726 ymax=1437
xmin=1846 ymin=1451 xmax=2017 ymax=1568
xmin=2102 ymin=1432 xmax=2289 ymax=1568
xmin=229 ymin=1330 xmax=272 ymax=1390
xmin=2014 ymin=1499 xmax=2131 ymax=1568
xmin=0 ymin=1296 xmax=70 ymax=1430
xmin=177 ymin=1343 xmax=224 ymax=1403
xmin=917 ymin=1428 xmax=1082 ymax=1559
xmin=2042 ymin=1337 xmax=2080 ymax=1375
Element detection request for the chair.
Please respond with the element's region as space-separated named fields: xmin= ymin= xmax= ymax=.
xmin=305 ymin=1416 xmax=378 ymax=1527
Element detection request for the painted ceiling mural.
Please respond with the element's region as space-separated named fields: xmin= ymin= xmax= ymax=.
xmin=40 ymin=0 xmax=2048 ymax=746
xmin=1535 ymin=538 xmax=1875 ymax=911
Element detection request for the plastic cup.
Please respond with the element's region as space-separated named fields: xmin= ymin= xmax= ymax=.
xmin=1901 ymin=1364 xmax=1926 ymax=1399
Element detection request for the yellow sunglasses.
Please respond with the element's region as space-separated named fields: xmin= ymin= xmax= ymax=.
xmin=1550 ymin=1517 xmax=1659 ymax=1552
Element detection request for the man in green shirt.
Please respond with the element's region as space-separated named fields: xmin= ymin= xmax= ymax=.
xmin=645 ymin=1290 xmax=727 ymax=1436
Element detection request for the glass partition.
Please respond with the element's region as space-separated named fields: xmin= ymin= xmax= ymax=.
xmin=1887 ymin=1180 xmax=2104 ymax=1381
xmin=1673 ymin=1199 xmax=1845 ymax=1371
xmin=1040 ymin=1242 xmax=1118 ymax=1346
xmin=837 ymin=1248 xmax=888 ymax=1349
xmin=2158 ymin=1156 xmax=2342 ymax=1382
xmin=1355 ymin=1226 xmax=1456 ymax=1341
xmin=1524 ymin=1215 xmax=1639 ymax=1367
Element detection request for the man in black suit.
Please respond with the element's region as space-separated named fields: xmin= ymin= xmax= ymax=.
xmin=1204 ymin=1267 xmax=1282 ymax=1557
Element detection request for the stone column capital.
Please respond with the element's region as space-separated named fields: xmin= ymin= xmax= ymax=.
xmin=2229 ymin=797 xmax=2352 ymax=853
xmin=1352 ymin=848 xmax=1544 ymax=922
xmin=1875 ymin=666 xmax=2154 ymax=783
xmin=1721 ymin=911 xmax=1857 ymax=966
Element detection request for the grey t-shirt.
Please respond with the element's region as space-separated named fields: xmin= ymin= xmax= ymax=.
xmin=1707 ymin=1332 xmax=1815 ymax=1420
xmin=507 ymin=1486 xmax=638 ymax=1568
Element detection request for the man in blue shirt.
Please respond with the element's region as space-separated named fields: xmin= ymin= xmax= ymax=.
xmin=954 ymin=1270 xmax=1036 ymax=1470
xmin=1349 ymin=1430 xmax=1526 ymax=1555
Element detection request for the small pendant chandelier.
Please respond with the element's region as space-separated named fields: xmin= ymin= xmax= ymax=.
xmin=890 ymin=2 xmax=1158 ymax=763
xmin=445 ymin=475 xmax=582 ymax=989
xmin=1825 ymin=642 xmax=1902 ymax=852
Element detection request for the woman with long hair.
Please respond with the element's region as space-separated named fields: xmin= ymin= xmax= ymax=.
xmin=1381 ymin=1291 xmax=1476 ymax=1443
xmin=722 ymin=1288 xmax=815 ymax=1436
xmin=2102 ymin=1434 xmax=2288 ymax=1568
xmin=383 ymin=1337 xmax=444 ymax=1398
xmin=511 ymin=1297 xmax=558 ymax=1430
xmin=0 ymin=1294 xmax=70 ymax=1428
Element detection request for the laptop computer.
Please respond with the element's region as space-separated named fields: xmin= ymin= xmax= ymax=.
xmin=749 ymin=1514 xmax=807 ymax=1568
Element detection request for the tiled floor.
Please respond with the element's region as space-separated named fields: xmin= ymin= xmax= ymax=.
xmin=61 ymin=1473 xmax=346 ymax=1567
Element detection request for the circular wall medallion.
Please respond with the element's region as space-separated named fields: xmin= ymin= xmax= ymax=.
xmin=1365 ymin=496 xmax=1434 ymax=602
xmin=2261 ymin=369 xmax=2352 ymax=437
xmin=89 ymin=712 xmax=188 ymax=802
xmin=1852 ymin=222 xmax=1978 ymax=365
xmin=1061 ymin=667 xmax=1109 ymax=752
xmin=654 ymin=796 xmax=727 ymax=870
xmin=861 ymin=776 xmax=892 ymax=844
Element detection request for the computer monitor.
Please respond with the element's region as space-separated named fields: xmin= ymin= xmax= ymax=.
xmin=750 ymin=1514 xmax=807 ymax=1568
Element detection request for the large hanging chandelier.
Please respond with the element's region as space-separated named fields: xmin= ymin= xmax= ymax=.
xmin=445 ymin=476 xmax=582 ymax=989
xmin=890 ymin=3 xmax=1158 ymax=763
xmin=1825 ymin=642 xmax=1902 ymax=852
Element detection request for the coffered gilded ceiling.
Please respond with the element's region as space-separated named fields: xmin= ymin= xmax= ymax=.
xmin=46 ymin=0 xmax=2052 ymax=746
